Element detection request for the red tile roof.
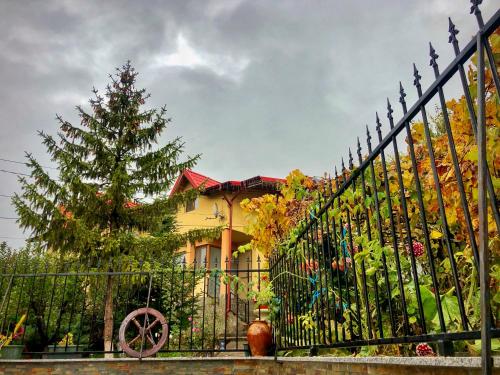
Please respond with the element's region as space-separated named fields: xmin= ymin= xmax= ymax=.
xmin=169 ymin=170 xmax=284 ymax=196
xmin=169 ymin=170 xmax=220 ymax=196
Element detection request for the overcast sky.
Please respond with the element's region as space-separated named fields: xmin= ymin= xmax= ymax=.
xmin=0 ymin=0 xmax=497 ymax=248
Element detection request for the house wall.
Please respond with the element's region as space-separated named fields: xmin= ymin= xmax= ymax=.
xmin=174 ymin=179 xmax=265 ymax=268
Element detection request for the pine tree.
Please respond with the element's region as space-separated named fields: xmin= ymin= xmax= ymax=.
xmin=13 ymin=62 xmax=218 ymax=354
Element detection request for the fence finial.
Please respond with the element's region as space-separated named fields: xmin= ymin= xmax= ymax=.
xmin=429 ymin=42 xmax=439 ymax=73
xmin=470 ymin=0 xmax=482 ymax=15
xmin=348 ymin=148 xmax=354 ymax=170
xmin=356 ymin=137 xmax=362 ymax=160
xmin=387 ymin=98 xmax=394 ymax=123
xmin=448 ymin=18 xmax=459 ymax=46
xmin=399 ymin=81 xmax=407 ymax=105
xmin=413 ymin=63 xmax=422 ymax=89
xmin=341 ymin=157 xmax=346 ymax=175
xmin=366 ymin=125 xmax=372 ymax=151
xmin=375 ymin=112 xmax=382 ymax=140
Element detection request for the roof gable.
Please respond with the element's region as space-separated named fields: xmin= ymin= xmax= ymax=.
xmin=169 ymin=169 xmax=220 ymax=196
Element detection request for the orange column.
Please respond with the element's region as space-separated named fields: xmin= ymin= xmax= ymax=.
xmin=185 ymin=241 xmax=195 ymax=264
xmin=221 ymin=228 xmax=231 ymax=267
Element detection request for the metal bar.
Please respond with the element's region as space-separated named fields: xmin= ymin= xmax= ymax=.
xmin=399 ymin=82 xmax=446 ymax=332
xmin=178 ymin=258 xmax=186 ymax=351
xmin=386 ymin=99 xmax=426 ymax=333
xmin=477 ymin=31 xmax=492 ymax=375
xmin=366 ymin=127 xmax=396 ymax=337
xmin=331 ymin=175 xmax=347 ymax=341
xmin=345 ymin=202 xmax=363 ymax=340
xmin=190 ymin=260 xmax=196 ymax=350
xmin=138 ymin=273 xmax=154 ymax=360
xmin=337 ymin=168 xmax=355 ymax=340
xmin=413 ymin=62 xmax=468 ymax=331
xmin=449 ymin=17 xmax=500 ymax=236
xmin=201 ymin=256 xmax=207 ymax=349
xmin=471 ymin=3 xmax=500 ymax=95
xmin=212 ymin=257 xmax=218 ymax=351
xmin=317 ymin=192 xmax=334 ymax=344
xmin=304 ymin=213 xmax=318 ymax=345
xmin=166 ymin=257 xmax=176 ymax=351
xmin=350 ymin=156 xmax=372 ymax=340
xmin=375 ymin=114 xmax=410 ymax=335
xmin=311 ymin=206 xmax=328 ymax=344
xmin=75 ymin=259 xmax=91 ymax=351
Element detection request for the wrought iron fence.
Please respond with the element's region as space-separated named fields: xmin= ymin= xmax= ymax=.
xmin=0 ymin=252 xmax=268 ymax=357
xmin=269 ymin=2 xmax=499 ymax=368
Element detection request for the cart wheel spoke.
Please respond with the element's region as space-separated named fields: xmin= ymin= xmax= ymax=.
xmin=128 ymin=334 xmax=142 ymax=346
xmin=132 ymin=318 xmax=142 ymax=330
xmin=146 ymin=318 xmax=160 ymax=332
xmin=146 ymin=332 xmax=156 ymax=346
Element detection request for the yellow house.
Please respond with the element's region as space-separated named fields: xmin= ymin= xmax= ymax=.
xmin=171 ymin=169 xmax=284 ymax=271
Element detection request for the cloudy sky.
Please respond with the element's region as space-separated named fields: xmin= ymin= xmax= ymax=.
xmin=0 ymin=0 xmax=497 ymax=248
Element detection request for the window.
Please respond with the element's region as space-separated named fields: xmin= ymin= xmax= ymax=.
xmin=175 ymin=252 xmax=186 ymax=265
xmin=200 ymin=246 xmax=220 ymax=298
xmin=195 ymin=246 xmax=207 ymax=266
xmin=185 ymin=197 xmax=199 ymax=212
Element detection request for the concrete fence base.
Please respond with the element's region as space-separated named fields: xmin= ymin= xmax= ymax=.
xmin=0 ymin=356 xmax=499 ymax=375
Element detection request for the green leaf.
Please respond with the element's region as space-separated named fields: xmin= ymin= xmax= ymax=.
xmin=419 ymin=285 xmax=437 ymax=325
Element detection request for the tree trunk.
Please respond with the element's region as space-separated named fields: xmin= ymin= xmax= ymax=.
xmin=103 ymin=274 xmax=114 ymax=358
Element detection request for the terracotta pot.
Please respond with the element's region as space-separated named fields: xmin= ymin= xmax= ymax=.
xmin=246 ymin=320 xmax=272 ymax=356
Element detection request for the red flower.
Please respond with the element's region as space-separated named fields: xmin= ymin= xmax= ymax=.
xmin=412 ymin=241 xmax=424 ymax=257
xmin=416 ymin=343 xmax=435 ymax=357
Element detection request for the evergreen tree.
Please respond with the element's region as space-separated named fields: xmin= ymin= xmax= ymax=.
xmin=13 ymin=62 xmax=218 ymax=353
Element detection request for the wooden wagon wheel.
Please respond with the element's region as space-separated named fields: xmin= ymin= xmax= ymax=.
xmin=118 ymin=307 xmax=168 ymax=358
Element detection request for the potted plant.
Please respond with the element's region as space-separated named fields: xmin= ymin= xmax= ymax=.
xmin=0 ymin=314 xmax=26 ymax=359
xmin=47 ymin=333 xmax=82 ymax=359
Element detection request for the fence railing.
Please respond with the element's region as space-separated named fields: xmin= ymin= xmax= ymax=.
xmin=0 ymin=253 xmax=268 ymax=357
xmin=269 ymin=2 xmax=499 ymax=366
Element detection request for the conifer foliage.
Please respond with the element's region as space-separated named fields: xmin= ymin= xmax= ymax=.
xmin=12 ymin=61 xmax=217 ymax=353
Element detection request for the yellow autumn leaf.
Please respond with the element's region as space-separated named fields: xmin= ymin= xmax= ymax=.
xmin=430 ymin=230 xmax=443 ymax=239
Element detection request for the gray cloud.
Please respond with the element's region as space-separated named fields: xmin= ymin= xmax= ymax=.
xmin=0 ymin=0 xmax=497 ymax=248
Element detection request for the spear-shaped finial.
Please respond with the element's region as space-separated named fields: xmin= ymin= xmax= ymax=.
xmin=366 ymin=125 xmax=372 ymax=151
xmin=375 ymin=112 xmax=382 ymax=141
xmin=413 ymin=63 xmax=422 ymax=90
xmin=387 ymin=98 xmax=394 ymax=125
xmin=356 ymin=137 xmax=362 ymax=160
xmin=348 ymin=148 xmax=354 ymax=170
xmin=470 ymin=0 xmax=484 ymax=29
xmin=341 ymin=157 xmax=346 ymax=175
xmin=429 ymin=42 xmax=439 ymax=73
xmin=399 ymin=81 xmax=407 ymax=106
xmin=470 ymin=0 xmax=482 ymax=15
xmin=334 ymin=166 xmax=339 ymax=182
xmin=448 ymin=18 xmax=459 ymax=44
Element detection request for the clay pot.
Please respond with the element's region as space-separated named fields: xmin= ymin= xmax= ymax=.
xmin=246 ymin=320 xmax=272 ymax=356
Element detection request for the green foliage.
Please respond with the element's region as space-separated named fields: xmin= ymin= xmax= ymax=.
xmin=12 ymin=61 xmax=205 ymax=260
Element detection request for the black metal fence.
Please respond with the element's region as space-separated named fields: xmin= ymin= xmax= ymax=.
xmin=269 ymin=2 xmax=499 ymax=367
xmin=0 ymin=252 xmax=268 ymax=357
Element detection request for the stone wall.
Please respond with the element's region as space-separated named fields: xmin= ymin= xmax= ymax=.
xmin=0 ymin=356 xmax=498 ymax=375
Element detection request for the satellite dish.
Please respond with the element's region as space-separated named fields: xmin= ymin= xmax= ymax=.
xmin=213 ymin=203 xmax=225 ymax=220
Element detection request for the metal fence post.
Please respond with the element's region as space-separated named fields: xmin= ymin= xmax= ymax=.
xmin=477 ymin=31 xmax=491 ymax=375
